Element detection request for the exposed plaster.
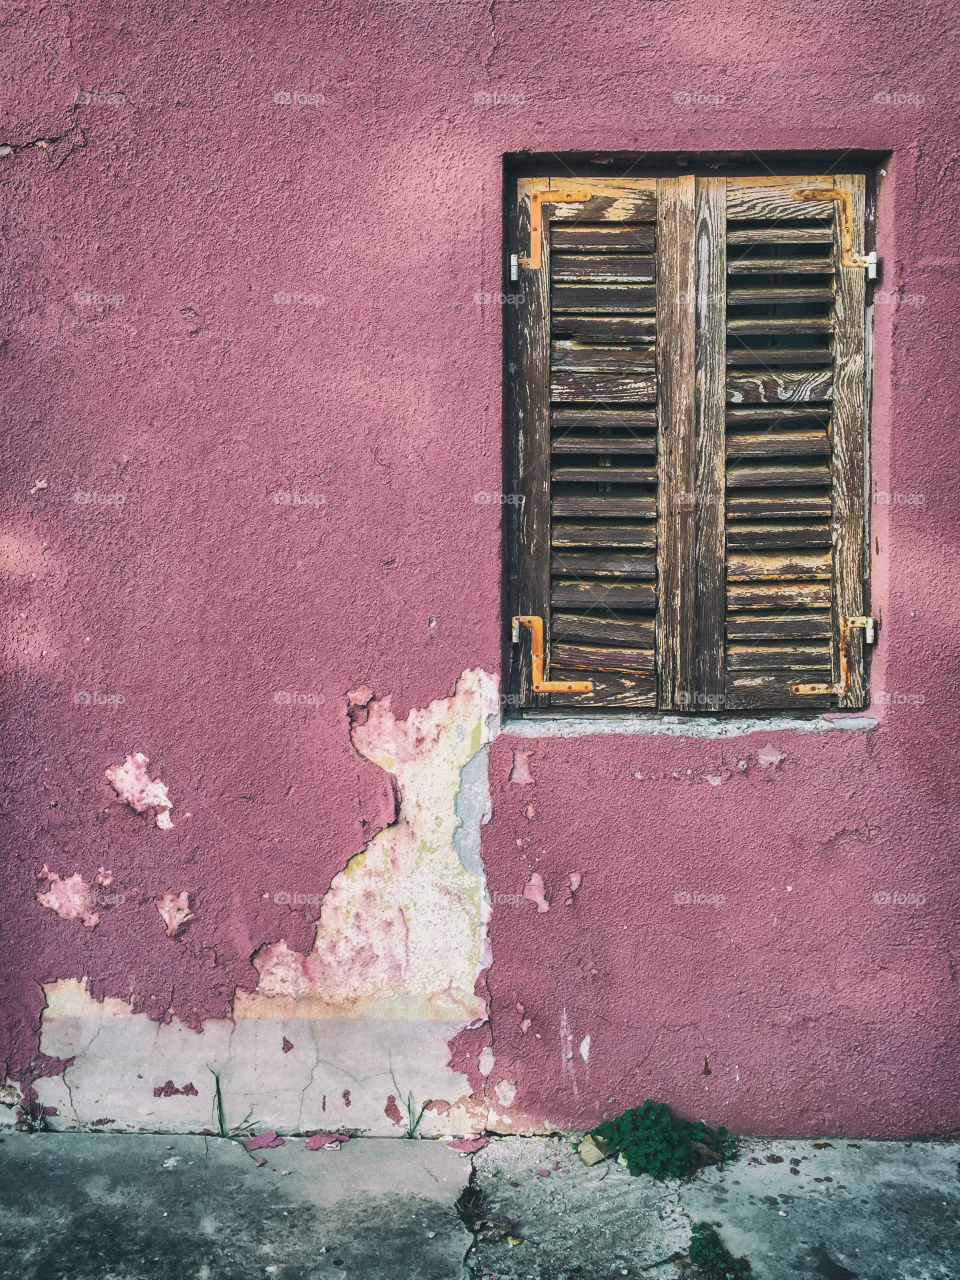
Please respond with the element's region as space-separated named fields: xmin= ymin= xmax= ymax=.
xmin=504 ymin=715 xmax=879 ymax=739
xmin=36 ymin=670 xmax=501 ymax=1136
xmin=155 ymin=892 xmax=193 ymax=937
xmin=36 ymin=866 xmax=115 ymax=928
xmin=105 ymin=753 xmax=174 ymax=829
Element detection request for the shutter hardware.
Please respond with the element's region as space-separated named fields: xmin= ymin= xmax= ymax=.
xmin=512 ymin=615 xmax=594 ymax=693
xmin=791 ymin=189 xmax=879 ymax=277
xmin=791 ymin=616 xmax=876 ymax=697
xmin=518 ymin=188 xmax=591 ymax=271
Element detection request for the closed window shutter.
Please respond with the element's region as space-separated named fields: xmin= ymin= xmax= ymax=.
xmin=723 ymin=175 xmax=869 ymax=712
xmin=510 ymin=179 xmax=660 ymax=709
xmin=508 ymin=172 xmax=869 ymax=713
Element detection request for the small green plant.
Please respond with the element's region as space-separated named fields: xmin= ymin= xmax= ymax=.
xmin=591 ymin=1099 xmax=736 ymax=1181
xmin=209 ymin=1067 xmax=257 ymax=1142
xmin=688 ymin=1221 xmax=751 ymax=1278
xmin=390 ymin=1073 xmax=431 ymax=1138
xmin=402 ymin=1091 xmax=430 ymax=1138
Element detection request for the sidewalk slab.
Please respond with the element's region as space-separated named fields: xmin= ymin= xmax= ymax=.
xmin=0 ymin=1133 xmax=472 ymax=1280
xmin=467 ymin=1135 xmax=960 ymax=1280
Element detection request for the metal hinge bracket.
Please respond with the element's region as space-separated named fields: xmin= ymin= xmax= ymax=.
xmin=518 ymin=188 xmax=591 ymax=271
xmin=791 ymin=188 xmax=878 ymax=275
xmin=792 ymin=616 xmax=876 ymax=697
xmin=512 ymin=615 xmax=593 ymax=694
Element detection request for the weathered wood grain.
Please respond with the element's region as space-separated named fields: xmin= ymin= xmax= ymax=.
xmin=548 ymin=670 xmax=657 ymax=707
xmin=551 ymin=224 xmax=656 ymax=251
xmin=727 ymin=550 xmax=832 ymax=580
xmin=726 ymin=431 xmax=830 ymax=457
xmin=551 ymin=254 xmax=656 ymax=282
xmin=726 ymin=611 xmax=832 ymax=640
xmin=552 ymin=282 xmax=657 ymax=311
xmin=551 ymin=612 xmax=656 ymax=645
xmin=725 ymin=521 xmax=832 ymax=549
xmin=830 ymin=174 xmax=868 ymax=708
xmin=552 ymin=494 xmax=656 ymax=518
xmin=552 ymin=522 xmax=657 ymax=549
xmin=551 ymin=343 xmax=656 ymax=374
xmin=655 ymin=175 xmax=698 ymax=708
xmin=726 ymin=176 xmax=833 ymax=221
xmin=726 ymin=369 xmax=833 ymax=403
xmin=693 ymin=176 xmax=728 ymax=703
xmin=552 ymin=315 xmax=657 ymax=343
xmin=551 ymin=371 xmax=657 ymax=402
xmin=551 ymin=551 xmax=656 ymax=578
xmin=551 ymin=436 xmax=657 ymax=455
xmin=552 ymin=580 xmax=657 ymax=608
xmin=551 ymin=643 xmax=656 ymax=673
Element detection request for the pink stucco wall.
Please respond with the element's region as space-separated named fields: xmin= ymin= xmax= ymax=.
xmin=3 ymin=0 xmax=959 ymax=1136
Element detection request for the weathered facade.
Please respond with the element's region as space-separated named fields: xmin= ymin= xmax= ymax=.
xmin=3 ymin=0 xmax=959 ymax=1139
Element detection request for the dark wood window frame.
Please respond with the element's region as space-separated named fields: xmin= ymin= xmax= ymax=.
xmin=504 ymin=157 xmax=876 ymax=717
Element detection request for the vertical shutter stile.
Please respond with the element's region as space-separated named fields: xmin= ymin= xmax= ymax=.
xmin=831 ymin=174 xmax=869 ymax=709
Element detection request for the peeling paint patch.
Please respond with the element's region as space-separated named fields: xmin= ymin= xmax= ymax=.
xmin=155 ymin=891 xmax=193 ymax=936
xmin=757 ymin=745 xmax=787 ymax=769
xmin=564 ymin=872 xmax=582 ymax=905
xmin=478 ymin=1047 xmax=495 ymax=1077
xmin=106 ymin=752 xmax=174 ymax=828
xmin=579 ymin=1036 xmax=591 ymax=1063
xmin=524 ymin=872 xmax=549 ymax=913
xmin=494 ymin=1079 xmax=517 ymax=1106
xmin=246 ymin=668 xmax=498 ymax=1022
xmin=508 ymin=750 xmax=534 ymax=785
xmin=36 ymin=865 xmax=113 ymax=928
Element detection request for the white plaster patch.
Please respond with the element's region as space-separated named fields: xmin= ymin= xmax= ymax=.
xmin=248 ymin=669 xmax=498 ymax=1022
xmin=494 ymin=1078 xmax=517 ymax=1106
xmin=579 ymin=1035 xmax=591 ymax=1063
xmin=757 ymin=744 xmax=787 ymax=769
xmin=106 ymin=752 xmax=174 ymax=828
xmin=523 ymin=871 xmax=549 ymax=913
xmin=38 ymin=670 xmax=502 ymax=1136
xmin=155 ymin=891 xmax=193 ymax=936
xmin=36 ymin=978 xmax=486 ymax=1137
xmin=508 ymin=750 xmax=534 ymax=785
xmin=36 ymin=865 xmax=114 ymax=928
xmin=478 ymin=1046 xmax=495 ymax=1077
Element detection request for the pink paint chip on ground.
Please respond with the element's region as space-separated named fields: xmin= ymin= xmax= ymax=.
xmin=447 ymin=1137 xmax=489 ymax=1154
xmin=243 ymin=1131 xmax=285 ymax=1151
xmin=305 ymin=1133 xmax=350 ymax=1150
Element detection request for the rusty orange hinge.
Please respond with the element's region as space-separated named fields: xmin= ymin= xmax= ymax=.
xmin=791 ymin=616 xmax=875 ymax=697
xmin=791 ymin=188 xmax=878 ymax=275
xmin=518 ymin=188 xmax=590 ymax=271
xmin=513 ymin=615 xmax=593 ymax=694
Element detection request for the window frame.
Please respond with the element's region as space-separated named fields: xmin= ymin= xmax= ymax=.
xmin=503 ymin=156 xmax=878 ymax=719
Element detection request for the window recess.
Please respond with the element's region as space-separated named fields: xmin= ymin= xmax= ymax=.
xmin=505 ymin=172 xmax=874 ymax=714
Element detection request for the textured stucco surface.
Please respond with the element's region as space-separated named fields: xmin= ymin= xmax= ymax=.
xmin=2 ymin=0 xmax=959 ymax=1136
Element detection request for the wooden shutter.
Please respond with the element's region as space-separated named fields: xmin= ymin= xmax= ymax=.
xmin=723 ymin=175 xmax=868 ymax=711
xmin=508 ymin=172 xmax=869 ymax=713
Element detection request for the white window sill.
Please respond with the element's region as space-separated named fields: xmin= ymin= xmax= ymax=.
xmin=501 ymin=713 xmax=878 ymax=739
